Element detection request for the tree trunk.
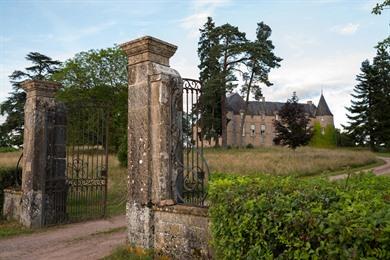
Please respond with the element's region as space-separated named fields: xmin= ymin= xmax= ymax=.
xmin=239 ymin=70 xmax=255 ymax=148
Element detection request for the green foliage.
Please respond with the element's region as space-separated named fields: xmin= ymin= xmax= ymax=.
xmin=209 ymin=174 xmax=390 ymax=259
xmin=198 ymin=18 xmax=281 ymax=147
xmin=372 ymin=0 xmax=390 ymax=15
xmin=0 ymin=52 xmax=61 ymax=147
xmin=246 ymin=143 xmax=254 ymax=149
xmin=310 ymin=123 xmax=336 ymax=148
xmin=274 ymin=92 xmax=313 ymax=149
xmin=102 ymin=245 xmax=153 ymax=260
xmin=53 ymin=46 xmax=128 ymax=152
xmin=0 ymin=167 xmax=21 ymax=216
xmin=0 ymin=147 xmax=18 ymax=153
xmin=344 ymin=46 xmax=390 ymax=150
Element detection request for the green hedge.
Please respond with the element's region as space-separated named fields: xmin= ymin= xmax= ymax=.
xmin=0 ymin=167 xmax=21 ymax=216
xmin=209 ymin=174 xmax=390 ymax=259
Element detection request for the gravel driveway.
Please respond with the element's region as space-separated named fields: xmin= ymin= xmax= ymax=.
xmin=0 ymin=215 xmax=126 ymax=260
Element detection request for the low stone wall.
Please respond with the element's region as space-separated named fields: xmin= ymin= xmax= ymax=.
xmin=2 ymin=189 xmax=22 ymax=221
xmin=153 ymin=205 xmax=212 ymax=259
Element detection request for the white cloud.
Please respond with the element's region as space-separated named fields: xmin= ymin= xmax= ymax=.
xmin=331 ymin=23 xmax=360 ymax=35
xmin=180 ymin=0 xmax=231 ymax=38
xmin=260 ymin=51 xmax=374 ymax=128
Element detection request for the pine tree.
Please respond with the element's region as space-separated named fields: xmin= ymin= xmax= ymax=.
xmin=273 ymin=92 xmax=313 ymax=149
xmin=0 ymin=52 xmax=61 ymax=147
xmin=198 ymin=17 xmax=223 ymax=145
xmin=239 ymin=22 xmax=282 ymax=147
xmin=372 ymin=46 xmax=390 ymax=149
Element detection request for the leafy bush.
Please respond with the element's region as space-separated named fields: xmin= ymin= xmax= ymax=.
xmin=246 ymin=143 xmax=254 ymax=149
xmin=0 ymin=167 xmax=21 ymax=216
xmin=310 ymin=123 xmax=337 ymax=148
xmin=209 ymin=174 xmax=390 ymax=259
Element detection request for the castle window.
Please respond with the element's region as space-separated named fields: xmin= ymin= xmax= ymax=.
xmin=261 ymin=124 xmax=266 ymax=135
xmin=250 ymin=124 xmax=256 ymax=136
xmin=242 ymin=124 xmax=245 ymax=137
xmin=275 ymin=114 xmax=279 ymax=121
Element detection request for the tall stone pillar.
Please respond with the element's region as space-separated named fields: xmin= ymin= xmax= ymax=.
xmin=20 ymin=80 xmax=62 ymax=228
xmin=120 ymin=36 xmax=182 ymax=248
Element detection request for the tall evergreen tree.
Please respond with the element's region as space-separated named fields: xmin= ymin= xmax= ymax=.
xmin=344 ymin=45 xmax=390 ymax=151
xmin=344 ymin=60 xmax=378 ymax=149
xmin=273 ymin=92 xmax=313 ymax=149
xmin=239 ymin=22 xmax=282 ymax=147
xmin=372 ymin=46 xmax=390 ymax=148
xmin=198 ymin=17 xmax=223 ymax=145
xmin=0 ymin=52 xmax=61 ymax=147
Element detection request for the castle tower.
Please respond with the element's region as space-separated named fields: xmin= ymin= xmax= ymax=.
xmin=315 ymin=94 xmax=334 ymax=128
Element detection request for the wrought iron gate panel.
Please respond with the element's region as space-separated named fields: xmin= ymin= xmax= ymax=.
xmin=66 ymin=104 xmax=109 ymax=222
xmin=172 ymin=78 xmax=209 ymax=206
xmin=44 ymin=103 xmax=109 ymax=225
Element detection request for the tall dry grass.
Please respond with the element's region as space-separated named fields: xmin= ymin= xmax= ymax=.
xmin=0 ymin=151 xmax=22 ymax=168
xmin=205 ymin=146 xmax=378 ymax=177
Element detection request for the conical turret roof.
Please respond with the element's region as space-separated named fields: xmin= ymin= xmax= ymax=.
xmin=315 ymin=94 xmax=333 ymax=116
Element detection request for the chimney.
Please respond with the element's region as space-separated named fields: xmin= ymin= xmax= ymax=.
xmin=260 ymin=96 xmax=265 ymax=103
xmin=307 ymin=100 xmax=313 ymax=105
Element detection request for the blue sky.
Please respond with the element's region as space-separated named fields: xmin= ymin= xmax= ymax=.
xmin=0 ymin=0 xmax=389 ymax=127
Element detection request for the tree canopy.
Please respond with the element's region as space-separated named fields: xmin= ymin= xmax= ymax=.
xmin=273 ymin=92 xmax=313 ymax=149
xmin=0 ymin=52 xmax=61 ymax=147
xmin=344 ymin=46 xmax=390 ymax=150
xmin=198 ymin=17 xmax=281 ymax=147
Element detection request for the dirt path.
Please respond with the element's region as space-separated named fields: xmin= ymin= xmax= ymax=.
xmin=0 ymin=215 xmax=126 ymax=260
xmin=329 ymin=157 xmax=390 ymax=181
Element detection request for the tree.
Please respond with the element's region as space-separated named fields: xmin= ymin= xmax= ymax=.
xmin=198 ymin=17 xmax=223 ymax=145
xmin=372 ymin=0 xmax=390 ymax=15
xmin=198 ymin=18 xmax=248 ymax=147
xmin=239 ymin=22 xmax=282 ymax=147
xmin=53 ymin=46 xmax=128 ymax=152
xmin=343 ymin=45 xmax=390 ymax=151
xmin=273 ymin=92 xmax=313 ymax=149
xmin=372 ymin=0 xmax=390 ymax=48
xmin=0 ymin=52 xmax=61 ymax=147
xmin=344 ymin=60 xmax=377 ymax=149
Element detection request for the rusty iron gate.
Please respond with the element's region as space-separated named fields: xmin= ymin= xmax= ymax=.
xmin=172 ymin=78 xmax=209 ymax=207
xmin=44 ymin=103 xmax=109 ymax=225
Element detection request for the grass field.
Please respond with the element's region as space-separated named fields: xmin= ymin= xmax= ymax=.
xmin=205 ymin=146 xmax=378 ymax=177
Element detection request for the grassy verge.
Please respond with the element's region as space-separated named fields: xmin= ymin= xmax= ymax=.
xmin=103 ymin=245 xmax=153 ymax=260
xmin=205 ymin=146 xmax=377 ymax=177
xmin=0 ymin=219 xmax=35 ymax=239
xmin=376 ymin=152 xmax=390 ymax=158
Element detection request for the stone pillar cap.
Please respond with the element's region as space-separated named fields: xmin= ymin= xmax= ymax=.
xmin=21 ymin=79 xmax=61 ymax=92
xmin=120 ymin=36 xmax=177 ymax=66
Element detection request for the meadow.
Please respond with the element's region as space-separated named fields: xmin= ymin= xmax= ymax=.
xmin=205 ymin=146 xmax=378 ymax=177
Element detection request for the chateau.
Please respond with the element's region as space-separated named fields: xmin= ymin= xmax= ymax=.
xmin=208 ymin=93 xmax=334 ymax=147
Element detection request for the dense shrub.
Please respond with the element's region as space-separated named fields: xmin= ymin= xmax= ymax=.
xmin=209 ymin=174 xmax=390 ymax=259
xmin=310 ymin=123 xmax=337 ymax=148
xmin=0 ymin=167 xmax=21 ymax=216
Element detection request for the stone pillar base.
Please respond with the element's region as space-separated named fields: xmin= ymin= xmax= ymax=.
xmin=126 ymin=202 xmax=154 ymax=248
xmin=20 ymin=190 xmax=43 ymax=228
xmin=2 ymin=189 xmax=23 ymax=222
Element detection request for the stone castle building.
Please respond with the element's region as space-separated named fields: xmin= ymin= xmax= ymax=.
xmin=204 ymin=93 xmax=334 ymax=147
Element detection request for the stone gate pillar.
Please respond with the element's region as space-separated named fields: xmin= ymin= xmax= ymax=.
xmin=20 ymin=80 xmax=62 ymax=228
xmin=120 ymin=36 xmax=182 ymax=248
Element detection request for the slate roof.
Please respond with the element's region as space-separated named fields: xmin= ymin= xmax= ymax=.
xmin=226 ymin=93 xmax=319 ymax=117
xmin=315 ymin=94 xmax=333 ymax=116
